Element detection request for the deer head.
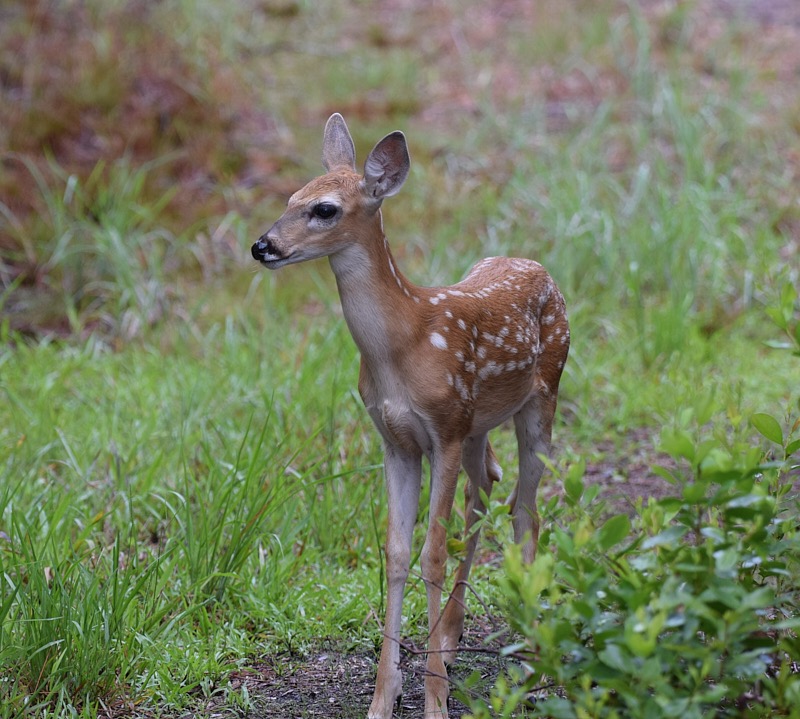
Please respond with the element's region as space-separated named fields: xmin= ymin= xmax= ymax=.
xmin=251 ymin=113 xmax=410 ymax=269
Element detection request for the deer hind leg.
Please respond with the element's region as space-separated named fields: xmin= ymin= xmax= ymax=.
xmin=510 ymin=394 xmax=557 ymax=563
xmin=440 ymin=435 xmax=501 ymax=665
xmin=420 ymin=441 xmax=463 ymax=718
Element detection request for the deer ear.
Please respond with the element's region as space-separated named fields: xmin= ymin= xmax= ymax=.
xmin=362 ymin=131 xmax=410 ymax=202
xmin=322 ymin=113 xmax=357 ymax=172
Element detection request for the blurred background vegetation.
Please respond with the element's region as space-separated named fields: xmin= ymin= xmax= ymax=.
xmin=0 ymin=0 xmax=798 ymax=716
xmin=2 ymin=0 xmax=796 ymax=346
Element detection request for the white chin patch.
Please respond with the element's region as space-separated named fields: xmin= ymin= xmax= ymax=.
xmin=262 ymin=254 xmax=296 ymax=269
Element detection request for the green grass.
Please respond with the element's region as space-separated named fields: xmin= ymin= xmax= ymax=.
xmin=0 ymin=324 xmax=396 ymax=713
xmin=1 ymin=0 xmax=799 ymax=715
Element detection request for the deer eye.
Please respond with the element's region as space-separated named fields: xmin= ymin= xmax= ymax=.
xmin=312 ymin=203 xmax=338 ymax=220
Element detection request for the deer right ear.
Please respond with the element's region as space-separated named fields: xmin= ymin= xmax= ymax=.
xmin=362 ymin=131 xmax=410 ymax=203
xmin=322 ymin=113 xmax=357 ymax=172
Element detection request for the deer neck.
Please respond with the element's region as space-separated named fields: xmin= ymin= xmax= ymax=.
xmin=328 ymin=217 xmax=420 ymax=366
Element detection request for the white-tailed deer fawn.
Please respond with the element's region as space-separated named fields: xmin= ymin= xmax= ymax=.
xmin=252 ymin=114 xmax=569 ymax=719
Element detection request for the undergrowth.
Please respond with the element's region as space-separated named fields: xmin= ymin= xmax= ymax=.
xmin=463 ymin=286 xmax=800 ymax=719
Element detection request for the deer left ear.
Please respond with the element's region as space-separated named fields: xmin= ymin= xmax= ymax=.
xmin=362 ymin=131 xmax=410 ymax=202
xmin=322 ymin=113 xmax=357 ymax=172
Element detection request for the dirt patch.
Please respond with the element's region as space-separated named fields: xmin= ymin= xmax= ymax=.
xmin=563 ymin=427 xmax=680 ymax=513
xmin=201 ymin=624 xmax=512 ymax=719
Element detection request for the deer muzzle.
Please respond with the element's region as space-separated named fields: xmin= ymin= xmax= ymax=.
xmin=251 ymin=234 xmax=283 ymax=264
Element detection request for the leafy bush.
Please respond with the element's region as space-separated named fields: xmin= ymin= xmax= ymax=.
xmin=467 ymin=289 xmax=800 ymax=719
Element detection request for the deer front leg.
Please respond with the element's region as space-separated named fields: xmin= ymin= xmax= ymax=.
xmin=420 ymin=442 xmax=462 ymax=718
xmin=368 ymin=444 xmax=422 ymax=719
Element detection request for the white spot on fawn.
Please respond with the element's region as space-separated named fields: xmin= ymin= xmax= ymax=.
xmin=478 ymin=361 xmax=501 ymax=380
xmin=430 ymin=332 xmax=448 ymax=350
xmin=454 ymin=374 xmax=470 ymax=402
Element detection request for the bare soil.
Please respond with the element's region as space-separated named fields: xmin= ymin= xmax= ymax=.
xmin=211 ymin=627 xmax=511 ymax=719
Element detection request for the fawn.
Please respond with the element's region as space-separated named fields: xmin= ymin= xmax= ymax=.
xmin=252 ymin=114 xmax=569 ymax=718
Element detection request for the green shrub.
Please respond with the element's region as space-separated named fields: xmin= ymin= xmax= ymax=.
xmin=467 ymin=289 xmax=800 ymax=719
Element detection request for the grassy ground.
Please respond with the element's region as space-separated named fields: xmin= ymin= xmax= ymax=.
xmin=1 ymin=0 xmax=799 ymax=716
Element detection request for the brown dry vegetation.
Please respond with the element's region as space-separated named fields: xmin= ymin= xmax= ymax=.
xmin=6 ymin=0 xmax=800 ymax=281
xmin=0 ymin=0 xmax=282 ymax=222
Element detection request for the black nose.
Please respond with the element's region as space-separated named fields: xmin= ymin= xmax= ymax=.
xmin=251 ymin=235 xmax=278 ymax=261
xmin=251 ymin=240 xmax=266 ymax=261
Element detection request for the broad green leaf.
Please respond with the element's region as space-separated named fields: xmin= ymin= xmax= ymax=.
xmin=712 ymin=547 xmax=739 ymax=576
xmin=652 ymin=464 xmax=679 ymax=485
xmin=675 ymin=562 xmax=710 ymax=573
xmin=446 ymin=538 xmax=466 ymax=557
xmin=740 ymin=586 xmax=774 ymax=609
xmin=698 ymin=447 xmax=733 ymax=475
xmin=659 ymin=427 xmax=695 ymax=462
xmin=536 ymin=698 xmax=577 ymax=719
xmin=780 ymin=280 xmax=798 ymax=320
xmin=772 ymin=617 xmax=800 ymax=630
xmin=693 ymin=391 xmax=718 ymax=426
xmin=683 ymin=481 xmax=707 ymax=503
xmin=696 ymin=685 xmax=728 ymax=705
xmin=642 ymin=525 xmax=687 ymax=549
xmin=699 ymin=526 xmax=725 ymax=542
xmin=599 ymin=643 xmax=635 ymax=673
xmin=764 ymin=339 xmax=793 ymax=350
xmin=564 ymin=459 xmax=585 ymax=504
xmin=597 ymin=514 xmax=631 ymax=551
xmin=694 ymin=582 xmax=742 ymax=611
xmin=765 ymin=306 xmax=787 ymax=331
xmin=624 ymin=610 xmax=662 ymax=658
xmin=656 ymin=496 xmax=683 ymax=515
xmin=751 ymin=412 xmax=783 ymax=445
xmin=726 ymin=492 xmax=772 ymax=509
xmin=660 ymin=697 xmax=691 ymax=715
